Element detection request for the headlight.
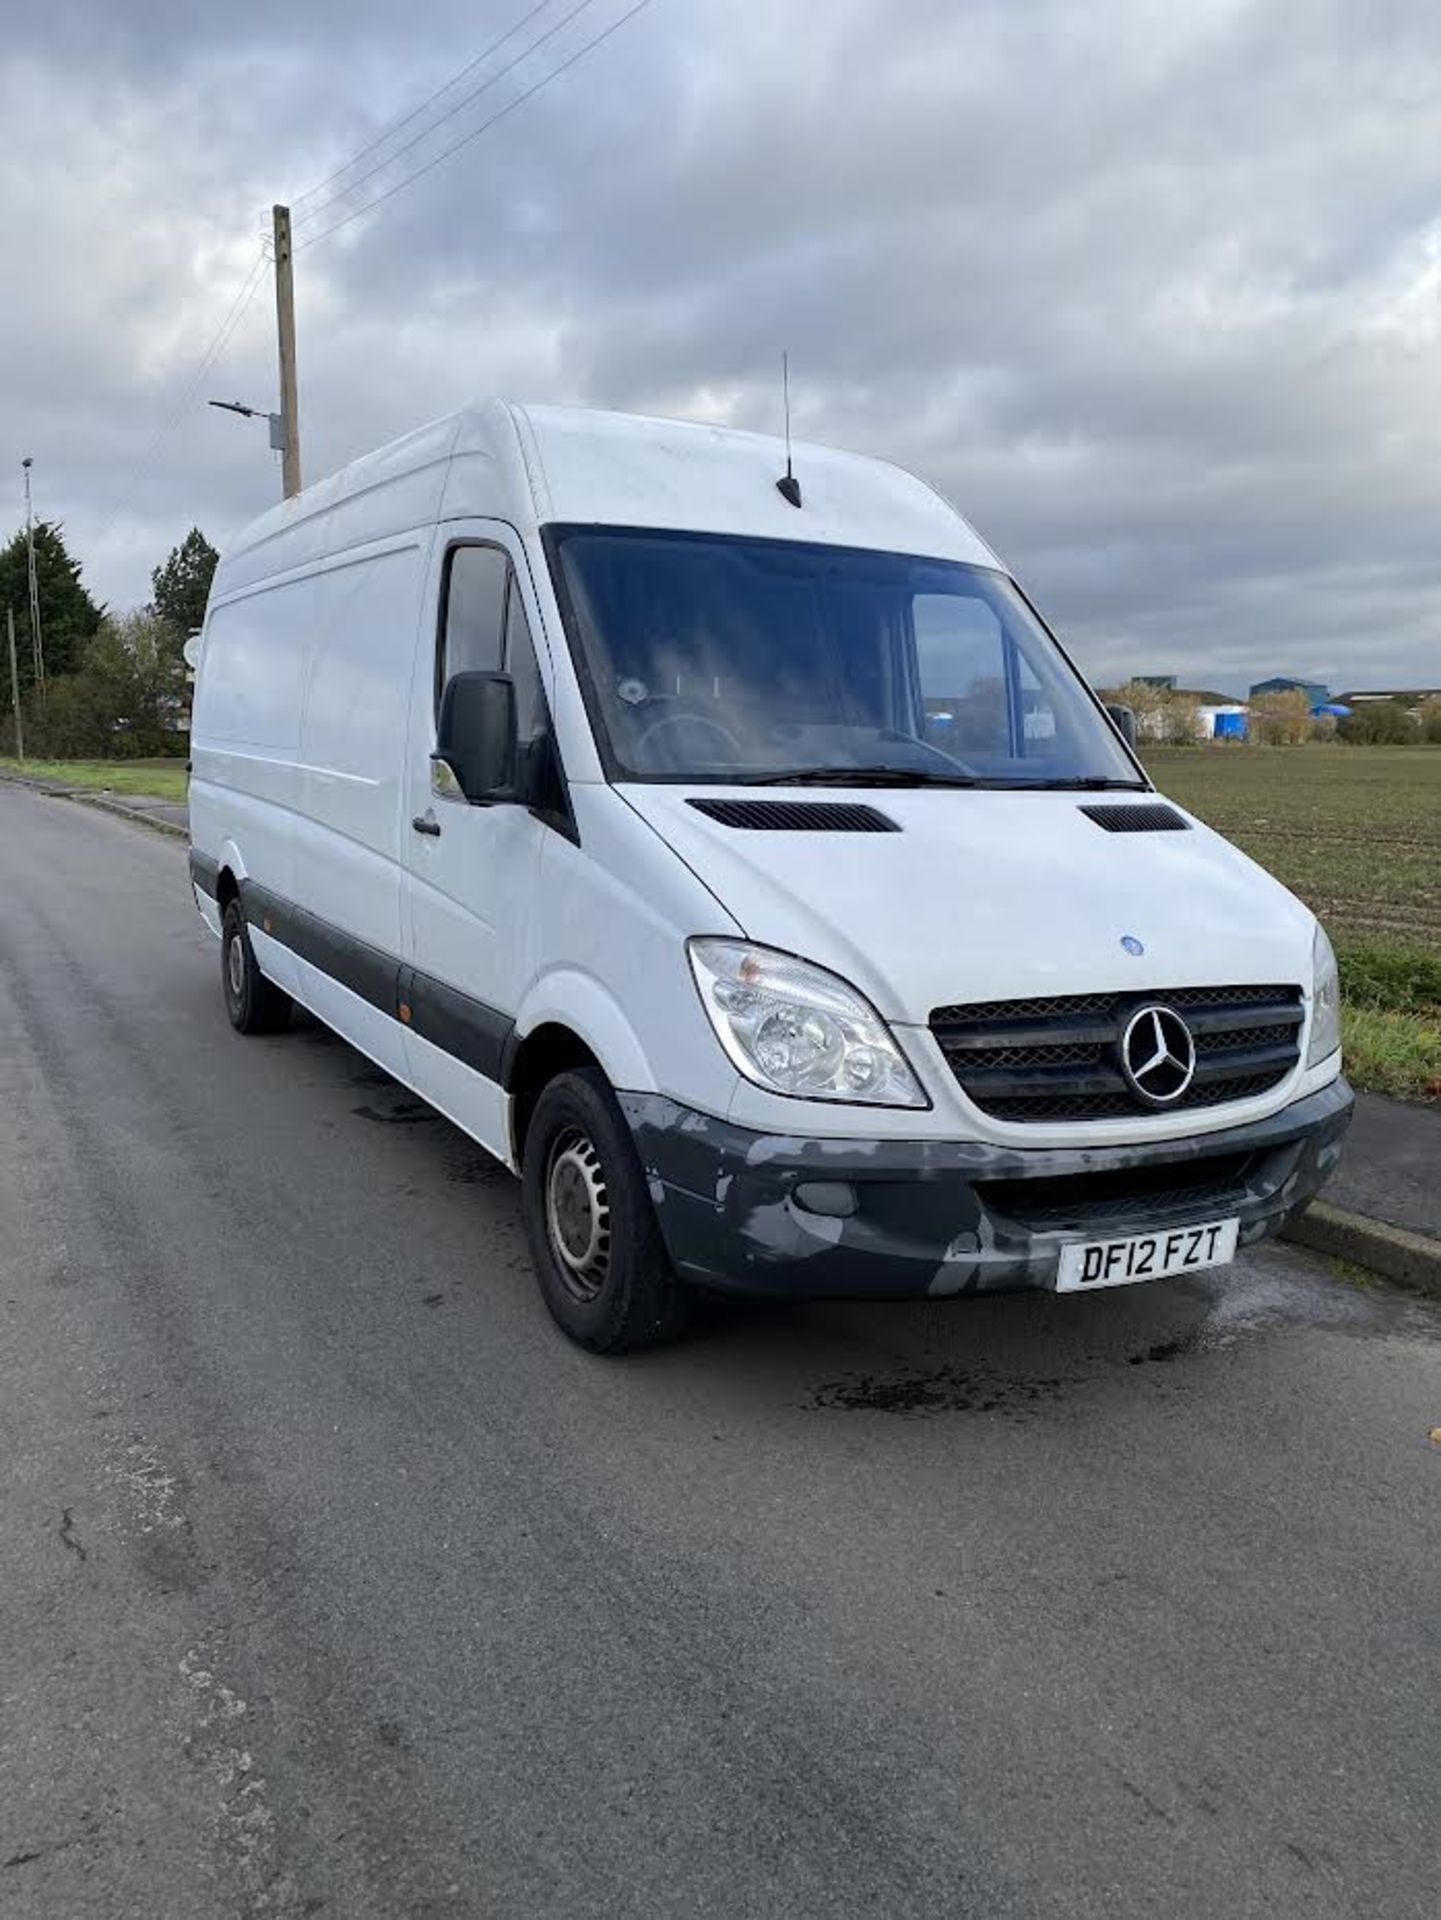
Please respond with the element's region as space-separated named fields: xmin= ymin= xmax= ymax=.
xmin=1306 ymin=922 xmax=1342 ymax=1068
xmin=688 ymin=939 xmax=928 ymax=1108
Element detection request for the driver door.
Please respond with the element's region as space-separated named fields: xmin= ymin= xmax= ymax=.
xmin=401 ymin=524 xmax=552 ymax=1159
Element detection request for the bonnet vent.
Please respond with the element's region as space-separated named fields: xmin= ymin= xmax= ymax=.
xmin=686 ymin=798 xmax=899 ymax=833
xmin=1080 ymin=803 xmax=1190 ymax=834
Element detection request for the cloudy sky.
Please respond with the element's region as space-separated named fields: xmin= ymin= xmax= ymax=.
xmin=4 ymin=0 xmax=1440 ymax=695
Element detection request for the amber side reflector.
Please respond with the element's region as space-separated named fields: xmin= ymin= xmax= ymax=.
xmin=399 ymin=1002 xmax=412 ymax=1024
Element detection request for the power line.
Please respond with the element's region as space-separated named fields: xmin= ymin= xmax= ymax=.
xmin=298 ymin=0 xmax=657 ymax=253
xmin=291 ymin=0 xmax=604 ymax=236
xmin=101 ymin=0 xmax=659 ymax=542
xmin=100 ymin=248 xmax=271 ymax=539
xmin=135 ymin=251 xmax=270 ymax=471
xmin=291 ymin=0 xmax=558 ymax=215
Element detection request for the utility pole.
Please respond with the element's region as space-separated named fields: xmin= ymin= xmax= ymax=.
xmin=272 ymin=205 xmax=302 ymax=499
xmin=7 ymin=608 xmax=23 ymax=762
xmin=21 ymin=457 xmax=44 ymax=704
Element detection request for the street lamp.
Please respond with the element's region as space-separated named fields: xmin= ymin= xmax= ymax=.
xmin=208 ymin=399 xmax=286 ymax=456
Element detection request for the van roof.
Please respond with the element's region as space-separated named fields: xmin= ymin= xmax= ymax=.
xmin=212 ymin=400 xmax=999 ymax=597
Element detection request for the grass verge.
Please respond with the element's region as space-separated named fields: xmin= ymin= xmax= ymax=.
xmin=1335 ymin=936 xmax=1441 ymax=1100
xmin=1340 ymin=1003 xmax=1441 ymax=1102
xmin=0 ymin=756 xmax=188 ymax=804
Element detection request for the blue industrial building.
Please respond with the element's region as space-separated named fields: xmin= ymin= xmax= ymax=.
xmin=1249 ymin=675 xmax=1331 ymax=709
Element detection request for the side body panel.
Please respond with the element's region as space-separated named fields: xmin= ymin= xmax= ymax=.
xmin=291 ymin=534 xmax=433 ymax=1076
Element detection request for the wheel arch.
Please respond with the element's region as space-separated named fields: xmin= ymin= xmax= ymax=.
xmin=214 ymin=838 xmax=248 ymax=914
xmin=507 ymin=972 xmax=657 ymax=1163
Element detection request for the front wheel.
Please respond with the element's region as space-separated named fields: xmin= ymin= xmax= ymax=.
xmin=221 ymin=898 xmax=291 ymax=1035
xmin=521 ymin=1068 xmax=689 ymax=1353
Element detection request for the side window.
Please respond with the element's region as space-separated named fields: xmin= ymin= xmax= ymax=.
xmin=436 ymin=542 xmax=560 ymax=810
xmin=438 ymin=544 xmax=508 ymax=710
xmin=913 ymin=593 xmax=1007 ymax=754
xmin=1016 ymin=649 xmax=1059 ymax=748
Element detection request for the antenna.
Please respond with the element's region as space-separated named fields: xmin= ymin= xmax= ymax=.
xmin=776 ymin=351 xmax=802 ymax=508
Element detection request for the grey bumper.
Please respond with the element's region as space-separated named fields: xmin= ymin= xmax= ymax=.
xmin=619 ymin=1077 xmax=1354 ymax=1300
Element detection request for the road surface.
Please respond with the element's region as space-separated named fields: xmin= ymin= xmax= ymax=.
xmin=1 ymin=783 xmax=1437 ymax=1918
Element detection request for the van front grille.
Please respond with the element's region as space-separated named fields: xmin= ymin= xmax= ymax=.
xmin=976 ymin=1152 xmax=1258 ymax=1231
xmin=930 ymin=984 xmax=1304 ymax=1124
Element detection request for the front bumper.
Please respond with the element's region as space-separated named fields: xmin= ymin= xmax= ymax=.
xmin=619 ymin=1077 xmax=1354 ymax=1300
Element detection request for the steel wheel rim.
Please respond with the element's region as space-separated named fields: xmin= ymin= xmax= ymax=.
xmin=545 ymin=1126 xmax=611 ymax=1303
xmin=226 ymin=930 xmax=246 ymax=999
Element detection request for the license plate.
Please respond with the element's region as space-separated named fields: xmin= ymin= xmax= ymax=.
xmin=1055 ymin=1217 xmax=1239 ymax=1292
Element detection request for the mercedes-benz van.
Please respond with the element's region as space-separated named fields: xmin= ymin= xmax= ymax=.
xmin=189 ymin=401 xmax=1352 ymax=1350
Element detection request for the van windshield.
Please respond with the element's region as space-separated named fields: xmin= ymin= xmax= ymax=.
xmin=546 ymin=527 xmax=1144 ymax=789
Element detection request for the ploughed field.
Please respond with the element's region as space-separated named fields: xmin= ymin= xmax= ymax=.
xmin=1145 ymin=745 xmax=1441 ymax=1099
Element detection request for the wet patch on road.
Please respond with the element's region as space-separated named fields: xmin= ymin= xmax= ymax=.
xmin=1177 ymin=1252 xmax=1420 ymax=1348
xmin=806 ymin=1364 xmax=1072 ymax=1417
xmin=796 ymin=1245 xmax=1431 ymax=1415
xmin=352 ymin=1100 xmax=436 ymax=1126
xmin=1126 ymin=1334 xmax=1197 ymax=1366
xmin=443 ymin=1150 xmax=509 ymax=1188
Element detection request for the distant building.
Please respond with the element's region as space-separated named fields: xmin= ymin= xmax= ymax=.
xmin=1195 ymin=703 xmax=1249 ymax=740
xmin=1174 ymin=686 xmax=1243 ymax=706
xmin=1250 ymin=675 xmax=1330 ymax=708
xmin=1335 ymin=687 xmax=1440 ymax=712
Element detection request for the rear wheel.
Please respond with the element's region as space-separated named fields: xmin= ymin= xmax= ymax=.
xmin=221 ymin=897 xmax=291 ymax=1035
xmin=521 ymin=1067 xmax=689 ymax=1352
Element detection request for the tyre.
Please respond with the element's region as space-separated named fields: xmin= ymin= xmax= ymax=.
xmin=221 ymin=897 xmax=292 ymax=1035
xmin=521 ymin=1067 xmax=690 ymax=1353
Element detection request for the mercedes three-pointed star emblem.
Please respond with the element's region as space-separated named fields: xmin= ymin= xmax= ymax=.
xmin=1119 ymin=1003 xmax=1197 ymax=1106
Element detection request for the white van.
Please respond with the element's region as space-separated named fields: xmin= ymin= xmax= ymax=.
xmin=189 ymin=401 xmax=1352 ymax=1350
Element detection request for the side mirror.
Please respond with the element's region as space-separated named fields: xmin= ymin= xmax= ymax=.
xmin=435 ymin=671 xmax=518 ymax=804
xmin=1105 ymin=702 xmax=1138 ymax=750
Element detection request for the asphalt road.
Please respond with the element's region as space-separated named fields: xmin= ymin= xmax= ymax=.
xmin=1 ymin=783 xmax=1437 ymax=1920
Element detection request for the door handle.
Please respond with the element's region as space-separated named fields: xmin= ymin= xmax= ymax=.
xmin=411 ymin=814 xmax=442 ymax=838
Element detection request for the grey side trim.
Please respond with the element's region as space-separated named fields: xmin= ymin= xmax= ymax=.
xmin=237 ymin=878 xmax=516 ymax=1087
xmin=189 ymin=850 xmax=220 ymax=898
xmin=399 ymin=963 xmax=513 ymax=1083
xmin=241 ymin=877 xmax=400 ymax=1022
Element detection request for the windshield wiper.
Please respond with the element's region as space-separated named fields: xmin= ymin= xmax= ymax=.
xmin=739 ymin=765 xmax=986 ymax=788
xmin=1007 ymin=777 xmax=1150 ymax=791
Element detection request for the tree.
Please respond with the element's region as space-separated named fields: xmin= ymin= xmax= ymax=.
xmin=1097 ymin=680 xmax=1200 ymax=744
xmin=151 ymin=527 xmax=219 ymax=639
xmin=82 ymin=610 xmax=189 ymax=756
xmin=1249 ymin=689 xmax=1312 ymax=745
xmin=1098 ymin=680 xmax=1168 ymax=741
xmin=1338 ymin=699 xmax=1421 ymax=745
xmin=7 ymin=611 xmax=190 ymax=759
xmin=1420 ymin=697 xmax=1441 ymax=744
xmin=0 ymin=520 xmax=104 ymax=697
